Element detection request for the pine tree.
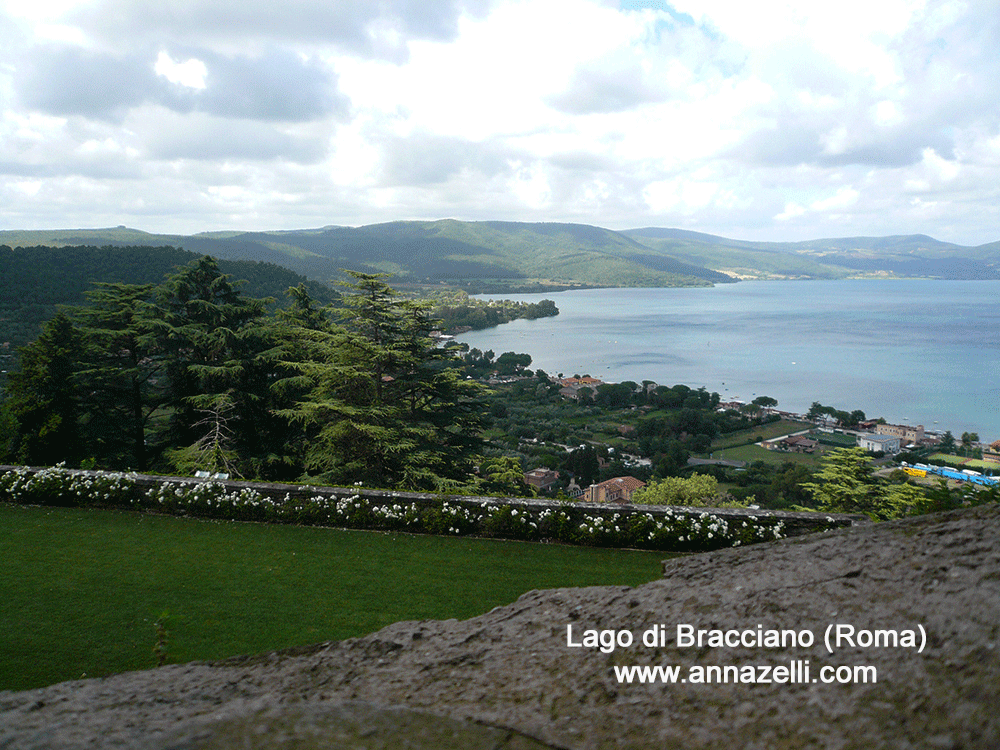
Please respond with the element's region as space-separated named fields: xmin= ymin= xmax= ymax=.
xmin=5 ymin=313 xmax=84 ymax=466
xmin=801 ymin=447 xmax=909 ymax=520
xmin=164 ymin=395 xmax=241 ymax=477
xmin=73 ymin=282 xmax=161 ymax=470
xmin=145 ymin=256 xmax=273 ymax=473
xmin=264 ymin=284 xmax=339 ymax=478
xmin=278 ymin=272 xmax=487 ymax=489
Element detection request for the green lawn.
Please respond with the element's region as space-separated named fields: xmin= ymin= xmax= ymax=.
xmin=926 ymin=453 xmax=995 ymax=470
xmin=812 ymin=432 xmax=858 ymax=448
xmin=708 ymin=419 xmax=812 ymax=451
xmin=0 ymin=504 xmax=665 ymax=692
xmin=712 ymin=444 xmax=826 ymax=467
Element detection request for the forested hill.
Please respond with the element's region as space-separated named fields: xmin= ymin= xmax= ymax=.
xmin=0 ymin=245 xmax=337 ymax=348
xmin=623 ymin=228 xmax=1000 ymax=280
xmin=0 ymin=221 xmax=736 ymax=291
xmin=5 ymin=221 xmax=999 ymax=287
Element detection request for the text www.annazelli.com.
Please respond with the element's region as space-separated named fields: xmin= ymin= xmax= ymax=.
xmin=614 ymin=661 xmax=877 ymax=685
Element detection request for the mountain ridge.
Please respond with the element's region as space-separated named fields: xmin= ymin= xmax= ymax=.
xmin=3 ymin=220 xmax=998 ymax=285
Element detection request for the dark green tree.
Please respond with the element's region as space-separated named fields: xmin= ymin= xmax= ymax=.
xmin=595 ymin=382 xmax=634 ymax=409
xmin=561 ymin=444 xmax=599 ymax=487
xmin=145 ymin=256 xmax=273 ymax=473
xmin=768 ymin=463 xmax=816 ymax=509
xmin=960 ymin=432 xmax=979 ymax=457
xmin=73 ymin=283 xmax=161 ymax=469
xmin=164 ymin=395 xmax=241 ymax=477
xmin=263 ymin=284 xmax=338 ymax=477
xmin=940 ymin=430 xmax=956 ymax=453
xmin=5 ymin=313 xmax=84 ymax=466
xmin=752 ymin=395 xmax=778 ymax=409
xmin=802 ymin=447 xmax=916 ymax=520
xmin=807 ymin=401 xmax=828 ymax=420
xmin=278 ymin=272 xmax=487 ymax=490
xmin=653 ymin=441 xmax=690 ymax=477
xmin=802 ymin=448 xmax=879 ymax=515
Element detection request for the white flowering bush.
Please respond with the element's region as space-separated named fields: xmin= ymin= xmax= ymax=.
xmin=0 ymin=466 xmax=845 ymax=551
xmin=369 ymin=501 xmax=424 ymax=531
xmin=535 ymin=507 xmax=576 ymax=540
xmin=0 ymin=464 xmax=140 ymax=508
xmin=618 ymin=508 xmax=789 ymax=551
xmin=479 ymin=503 xmax=540 ymax=540
xmin=422 ymin=500 xmax=481 ymax=535
xmin=145 ymin=481 xmax=277 ymax=522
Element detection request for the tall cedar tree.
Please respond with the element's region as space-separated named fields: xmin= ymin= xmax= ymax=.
xmin=73 ymin=283 xmax=161 ymax=470
xmin=265 ymin=284 xmax=339 ymax=478
xmin=278 ymin=272 xmax=487 ymax=490
xmin=5 ymin=312 xmax=84 ymax=466
xmin=144 ymin=257 xmax=275 ymax=474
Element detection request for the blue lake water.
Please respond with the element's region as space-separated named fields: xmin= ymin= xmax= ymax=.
xmin=458 ymin=280 xmax=1000 ymax=441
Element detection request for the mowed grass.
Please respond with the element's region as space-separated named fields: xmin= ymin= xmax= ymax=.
xmin=708 ymin=419 xmax=813 ymax=451
xmin=712 ymin=443 xmax=826 ymax=467
xmin=0 ymin=504 xmax=665 ymax=692
xmin=927 ymin=453 xmax=996 ymax=470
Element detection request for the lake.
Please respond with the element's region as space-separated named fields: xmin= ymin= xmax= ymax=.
xmin=457 ymin=280 xmax=1000 ymax=441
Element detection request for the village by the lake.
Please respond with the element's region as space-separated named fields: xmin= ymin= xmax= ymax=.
xmin=497 ymin=370 xmax=1000 ymax=502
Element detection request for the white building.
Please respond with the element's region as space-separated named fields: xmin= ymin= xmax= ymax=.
xmin=857 ymin=433 xmax=900 ymax=454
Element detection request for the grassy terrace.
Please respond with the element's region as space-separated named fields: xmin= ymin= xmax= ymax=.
xmin=711 ymin=444 xmax=825 ymax=467
xmin=926 ymin=454 xmax=996 ymax=470
xmin=706 ymin=419 xmax=813 ymax=451
xmin=0 ymin=503 xmax=665 ymax=692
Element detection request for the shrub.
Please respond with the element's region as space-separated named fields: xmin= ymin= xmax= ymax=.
xmin=0 ymin=466 xmax=816 ymax=553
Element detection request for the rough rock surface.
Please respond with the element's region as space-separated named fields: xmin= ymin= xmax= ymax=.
xmin=2 ymin=504 xmax=998 ymax=750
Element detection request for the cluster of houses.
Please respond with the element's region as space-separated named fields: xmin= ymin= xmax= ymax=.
xmin=523 ymin=467 xmax=647 ymax=504
xmin=517 ymin=387 xmax=1000 ymax=504
xmin=761 ymin=418 xmax=1000 ymax=465
xmin=763 ymin=422 xmax=928 ymax=455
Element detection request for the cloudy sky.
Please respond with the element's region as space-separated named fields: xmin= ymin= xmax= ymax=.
xmin=2 ymin=0 xmax=998 ymax=243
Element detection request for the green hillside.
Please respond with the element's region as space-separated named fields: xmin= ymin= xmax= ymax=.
xmin=624 ymin=228 xmax=1000 ymax=280
xmin=624 ymin=230 xmax=847 ymax=279
xmin=4 ymin=221 xmax=997 ymax=294
xmin=185 ymin=220 xmax=736 ymax=289
xmin=0 ymin=221 xmax=735 ymax=291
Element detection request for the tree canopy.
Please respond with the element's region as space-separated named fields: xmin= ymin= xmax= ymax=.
xmin=1 ymin=260 xmax=487 ymax=490
xmin=801 ymin=447 xmax=921 ymax=520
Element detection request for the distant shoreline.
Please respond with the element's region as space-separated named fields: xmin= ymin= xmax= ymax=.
xmin=461 ymin=280 xmax=1000 ymax=441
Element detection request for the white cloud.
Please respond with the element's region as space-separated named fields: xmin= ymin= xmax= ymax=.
xmin=1 ymin=0 xmax=999 ymax=244
xmin=920 ymin=148 xmax=961 ymax=182
xmin=811 ymin=187 xmax=860 ymax=211
xmin=1 ymin=0 xmax=93 ymax=24
xmin=508 ymin=160 xmax=552 ymax=209
xmin=775 ymin=202 xmax=805 ymax=221
xmin=874 ymin=100 xmax=903 ymax=127
xmin=154 ymin=51 xmax=208 ymax=89
xmin=11 ymin=178 xmax=42 ymax=195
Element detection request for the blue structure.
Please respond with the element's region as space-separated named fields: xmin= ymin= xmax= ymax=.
xmin=909 ymin=463 xmax=999 ymax=488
